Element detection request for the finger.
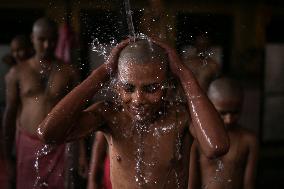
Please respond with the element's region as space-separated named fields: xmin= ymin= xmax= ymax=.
xmin=151 ymin=38 xmax=174 ymax=53
xmin=112 ymin=38 xmax=131 ymax=53
xmin=151 ymin=39 xmax=180 ymax=62
xmin=107 ymin=38 xmax=131 ymax=62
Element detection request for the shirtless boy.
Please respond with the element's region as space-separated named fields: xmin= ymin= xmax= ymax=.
xmin=38 ymin=39 xmax=229 ymax=189
xmin=189 ymin=77 xmax=259 ymax=189
xmin=3 ymin=17 xmax=79 ymax=189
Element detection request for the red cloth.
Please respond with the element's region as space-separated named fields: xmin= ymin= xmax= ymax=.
xmin=16 ymin=127 xmax=65 ymax=189
xmin=103 ymin=156 xmax=112 ymax=189
xmin=55 ymin=23 xmax=76 ymax=64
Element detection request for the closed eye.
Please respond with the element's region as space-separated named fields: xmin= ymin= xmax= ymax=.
xmin=143 ymin=83 xmax=161 ymax=93
xmin=121 ymin=83 xmax=135 ymax=93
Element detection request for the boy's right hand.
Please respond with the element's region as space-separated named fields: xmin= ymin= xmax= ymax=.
xmin=105 ymin=38 xmax=131 ymax=75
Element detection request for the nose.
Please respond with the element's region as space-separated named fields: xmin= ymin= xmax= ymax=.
xmin=43 ymin=40 xmax=49 ymax=49
xmin=132 ymin=90 xmax=145 ymax=105
xmin=223 ymin=113 xmax=233 ymax=125
xmin=43 ymin=40 xmax=55 ymax=50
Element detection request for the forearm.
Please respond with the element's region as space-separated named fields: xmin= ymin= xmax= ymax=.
xmin=179 ymin=66 xmax=229 ymax=158
xmin=37 ymin=64 xmax=110 ymax=143
xmin=2 ymin=109 xmax=17 ymax=159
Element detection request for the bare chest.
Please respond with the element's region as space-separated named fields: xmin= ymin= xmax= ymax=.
xmin=200 ymin=134 xmax=248 ymax=176
xmin=108 ymin=118 xmax=191 ymax=188
xmin=19 ymin=68 xmax=72 ymax=101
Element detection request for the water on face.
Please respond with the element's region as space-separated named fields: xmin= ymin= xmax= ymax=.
xmin=130 ymin=109 xmax=183 ymax=188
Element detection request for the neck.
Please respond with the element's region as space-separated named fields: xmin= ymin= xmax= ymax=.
xmin=34 ymin=54 xmax=55 ymax=63
xmin=132 ymin=102 xmax=167 ymax=125
xmin=226 ymin=123 xmax=239 ymax=131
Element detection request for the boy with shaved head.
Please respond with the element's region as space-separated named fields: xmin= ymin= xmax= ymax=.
xmin=38 ymin=39 xmax=229 ymax=189
xmin=3 ymin=17 xmax=79 ymax=189
xmin=189 ymin=77 xmax=258 ymax=189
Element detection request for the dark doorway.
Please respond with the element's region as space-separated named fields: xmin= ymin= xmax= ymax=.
xmin=176 ymin=13 xmax=233 ymax=73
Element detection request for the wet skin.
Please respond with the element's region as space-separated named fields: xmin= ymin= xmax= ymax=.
xmin=189 ymin=91 xmax=258 ymax=189
xmin=183 ymin=34 xmax=220 ymax=92
xmin=3 ymin=20 xmax=79 ymax=167
xmin=38 ymin=40 xmax=229 ymax=189
xmin=88 ymin=132 xmax=108 ymax=189
xmin=184 ymin=56 xmax=220 ymax=92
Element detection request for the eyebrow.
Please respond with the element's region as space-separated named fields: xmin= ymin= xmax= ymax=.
xmin=119 ymin=81 xmax=162 ymax=86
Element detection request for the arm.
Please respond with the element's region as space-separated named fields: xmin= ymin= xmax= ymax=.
xmin=87 ymin=132 xmax=108 ymax=189
xmin=2 ymin=69 xmax=19 ymax=184
xmin=243 ymin=134 xmax=259 ymax=189
xmin=154 ymin=40 xmax=229 ymax=158
xmin=188 ymin=141 xmax=200 ymax=189
xmin=37 ymin=39 xmax=130 ymax=144
xmin=2 ymin=69 xmax=19 ymax=159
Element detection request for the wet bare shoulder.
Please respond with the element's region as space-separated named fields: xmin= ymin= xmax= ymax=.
xmin=5 ymin=66 xmax=18 ymax=82
xmin=6 ymin=59 xmax=31 ymax=80
xmin=238 ymin=128 xmax=258 ymax=147
xmin=52 ymin=60 xmax=81 ymax=86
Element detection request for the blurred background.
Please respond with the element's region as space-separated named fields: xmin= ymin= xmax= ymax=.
xmin=0 ymin=0 xmax=283 ymax=188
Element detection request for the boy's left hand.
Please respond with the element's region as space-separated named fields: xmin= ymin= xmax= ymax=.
xmin=152 ymin=39 xmax=186 ymax=78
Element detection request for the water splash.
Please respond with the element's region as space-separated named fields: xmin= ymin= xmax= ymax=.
xmin=134 ymin=122 xmax=150 ymax=186
xmin=91 ymin=38 xmax=117 ymax=61
xmin=34 ymin=144 xmax=54 ymax=188
xmin=135 ymin=33 xmax=154 ymax=51
xmin=197 ymin=49 xmax=214 ymax=67
xmin=202 ymin=159 xmax=231 ymax=189
xmin=132 ymin=112 xmax=182 ymax=188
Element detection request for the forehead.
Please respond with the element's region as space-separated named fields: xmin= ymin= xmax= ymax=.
xmin=118 ymin=61 xmax=167 ymax=84
xmin=11 ymin=40 xmax=23 ymax=49
xmin=211 ymin=96 xmax=242 ymax=112
xmin=33 ymin=26 xmax=57 ymax=39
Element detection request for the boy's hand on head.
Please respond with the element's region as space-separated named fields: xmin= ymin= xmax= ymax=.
xmin=105 ymin=38 xmax=130 ymax=75
xmin=152 ymin=39 xmax=187 ymax=78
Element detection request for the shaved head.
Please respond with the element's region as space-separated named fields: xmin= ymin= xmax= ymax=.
xmin=208 ymin=77 xmax=243 ymax=103
xmin=32 ymin=17 xmax=58 ymax=37
xmin=118 ymin=40 xmax=168 ymax=66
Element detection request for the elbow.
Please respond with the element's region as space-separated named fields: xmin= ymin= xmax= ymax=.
xmin=205 ymin=138 xmax=230 ymax=159
xmin=36 ymin=126 xmax=64 ymax=145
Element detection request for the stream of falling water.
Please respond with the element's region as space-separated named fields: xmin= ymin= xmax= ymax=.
xmin=124 ymin=0 xmax=136 ymax=39
xmin=131 ymin=111 xmax=183 ymax=188
xmin=34 ymin=144 xmax=54 ymax=188
xmin=202 ymin=159 xmax=231 ymax=189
